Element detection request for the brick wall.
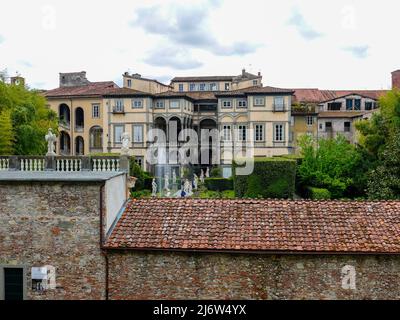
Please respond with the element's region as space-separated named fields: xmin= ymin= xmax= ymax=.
xmin=108 ymin=251 xmax=400 ymax=300
xmin=0 ymin=182 xmax=106 ymax=300
xmin=392 ymin=70 xmax=400 ymax=89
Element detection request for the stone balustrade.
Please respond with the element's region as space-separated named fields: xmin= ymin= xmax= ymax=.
xmin=0 ymin=155 xmax=129 ymax=173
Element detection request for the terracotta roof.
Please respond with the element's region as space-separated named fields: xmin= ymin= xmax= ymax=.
xmin=293 ymin=89 xmax=388 ymax=104
xmin=105 ymin=199 xmax=400 ymax=254
xmin=103 ymin=87 xmax=153 ymax=97
xmin=45 ymin=81 xmax=118 ymax=98
xmin=216 ymin=86 xmax=294 ymax=96
xmin=318 ymin=111 xmax=365 ymax=118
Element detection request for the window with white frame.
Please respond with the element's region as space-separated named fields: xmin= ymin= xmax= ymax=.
xmin=133 ymin=125 xmax=143 ymax=143
xmin=274 ymin=124 xmax=284 ymax=141
xmin=210 ymin=83 xmax=217 ymax=91
xmin=255 ymin=124 xmax=264 ymax=141
xmin=114 ymin=125 xmax=124 ymax=143
xmin=253 ymin=80 xmax=258 ymax=86
xmin=135 ymin=157 xmax=144 ymax=168
xmin=189 ymin=83 xmax=196 ymax=91
xmin=132 ymin=99 xmax=143 ymax=108
xmin=92 ymin=104 xmax=100 ymax=118
xmin=114 ymin=99 xmax=124 ymax=112
xmin=222 ymin=100 xmax=232 ymax=108
xmin=127 ymin=79 xmax=132 ymax=88
xmin=238 ymin=125 xmax=247 ymax=141
xmin=254 ymin=97 xmax=265 ymax=106
xmin=155 ymin=101 xmax=164 ymax=109
xmin=274 ymin=97 xmax=285 ymax=111
xmin=223 ymin=125 xmax=232 ymax=141
xmin=170 ymin=100 xmax=180 ymax=109
xmin=237 ymin=99 xmax=247 ymax=108
xmin=199 ymin=83 xmax=206 ymax=91
xmin=306 ymin=116 xmax=314 ymax=126
xmin=178 ymin=84 xmax=184 ymax=92
xmin=225 ymin=83 xmax=230 ymax=91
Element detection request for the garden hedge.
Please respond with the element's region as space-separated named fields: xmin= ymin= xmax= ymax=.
xmin=205 ymin=178 xmax=234 ymax=191
xmin=233 ymin=157 xmax=296 ymax=199
xmin=305 ymin=187 xmax=331 ymax=200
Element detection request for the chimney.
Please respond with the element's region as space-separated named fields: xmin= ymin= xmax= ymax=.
xmin=258 ymin=71 xmax=261 ymax=77
xmin=242 ymin=68 xmax=246 ymax=76
xmin=392 ymin=70 xmax=400 ymax=89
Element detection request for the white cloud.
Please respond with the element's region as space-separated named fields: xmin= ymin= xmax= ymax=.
xmin=0 ymin=0 xmax=399 ymax=90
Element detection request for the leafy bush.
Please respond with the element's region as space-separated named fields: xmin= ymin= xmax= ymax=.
xmin=205 ymin=178 xmax=233 ymax=191
xmin=129 ymin=159 xmax=152 ymax=191
xmin=234 ymin=157 xmax=296 ymax=199
xmin=131 ymin=190 xmax=152 ymax=198
xmin=210 ymin=167 xmax=222 ymax=177
xmin=306 ymin=187 xmax=331 ymax=200
xmin=198 ymin=190 xmax=235 ymax=199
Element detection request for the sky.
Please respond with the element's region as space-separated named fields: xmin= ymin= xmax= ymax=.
xmin=0 ymin=0 xmax=399 ymax=90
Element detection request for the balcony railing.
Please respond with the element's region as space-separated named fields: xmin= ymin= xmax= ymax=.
xmin=112 ymin=106 xmax=125 ymax=114
xmin=0 ymin=155 xmax=129 ymax=173
xmin=273 ymin=104 xmax=287 ymax=112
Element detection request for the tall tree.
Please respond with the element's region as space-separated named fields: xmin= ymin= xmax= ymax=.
xmin=0 ymin=80 xmax=58 ymax=155
xmin=0 ymin=110 xmax=15 ymax=155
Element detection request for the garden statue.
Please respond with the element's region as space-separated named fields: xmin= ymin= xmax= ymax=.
xmin=172 ymin=170 xmax=177 ymax=185
xmin=193 ymin=174 xmax=199 ymax=190
xmin=205 ymin=167 xmax=210 ymax=178
xmin=200 ymin=170 xmax=205 ymax=184
xmin=164 ymin=173 xmax=170 ymax=196
xmin=152 ymin=178 xmax=157 ymax=197
xmin=183 ymin=179 xmax=191 ymax=195
xmin=45 ymin=128 xmax=57 ymax=156
xmin=121 ymin=132 xmax=131 ymax=155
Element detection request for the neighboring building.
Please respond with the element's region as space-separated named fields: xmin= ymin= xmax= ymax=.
xmin=1 ymin=169 xmax=400 ymax=300
xmin=46 ymin=70 xmax=294 ymax=174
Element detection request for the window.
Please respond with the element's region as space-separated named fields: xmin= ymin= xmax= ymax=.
xmin=92 ymin=104 xmax=100 ymax=118
xmin=346 ymin=99 xmax=353 ymax=110
xmin=319 ymin=123 xmax=323 ymax=130
xmin=238 ymin=125 xmax=247 ymax=141
xmin=3 ymin=268 xmax=24 ymax=300
xmin=237 ymin=99 xmax=247 ymax=108
xmin=253 ymin=80 xmax=258 ymax=86
xmin=274 ymin=97 xmax=285 ymax=111
xmin=132 ymin=99 xmax=143 ymax=109
xmin=325 ymin=122 xmax=332 ymax=131
xmin=114 ymin=125 xmax=124 ymax=143
xmin=133 ymin=125 xmax=143 ymax=143
xmin=155 ymin=101 xmax=164 ymax=109
xmin=306 ymin=116 xmax=314 ymax=126
xmin=223 ymin=125 xmax=231 ymax=141
xmin=189 ymin=83 xmax=196 ymax=91
xmin=178 ymin=84 xmax=184 ymax=92
xmin=365 ymin=102 xmax=373 ymax=110
xmin=170 ymin=100 xmax=180 ymax=109
xmin=114 ymin=99 xmax=124 ymax=112
xmin=274 ymin=124 xmax=284 ymax=142
xmin=344 ymin=122 xmax=351 ymax=132
xmin=354 ymin=99 xmax=361 ymax=110
xmin=222 ymin=100 xmax=232 ymax=108
xmin=90 ymin=126 xmax=103 ymax=149
xmin=254 ymin=97 xmax=265 ymax=106
xmin=255 ymin=124 xmax=264 ymax=141
xmin=199 ymin=83 xmax=206 ymax=91
xmin=210 ymin=83 xmax=217 ymax=91
xmin=127 ymin=79 xmax=132 ymax=88
xmin=328 ymin=102 xmax=342 ymax=111
xmin=225 ymin=83 xmax=230 ymax=91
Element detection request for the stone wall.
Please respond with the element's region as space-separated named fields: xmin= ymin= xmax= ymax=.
xmin=0 ymin=182 xmax=106 ymax=300
xmin=108 ymin=251 xmax=400 ymax=300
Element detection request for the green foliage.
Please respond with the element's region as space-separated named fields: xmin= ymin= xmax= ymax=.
xmin=306 ymin=187 xmax=331 ymax=200
xmin=198 ymin=189 xmax=235 ymax=199
xmin=210 ymin=167 xmax=222 ymax=177
xmin=297 ymin=134 xmax=362 ymax=198
xmin=234 ymin=157 xmax=296 ymax=199
xmin=205 ymin=178 xmax=233 ymax=191
xmin=0 ymin=81 xmax=57 ymax=155
xmin=131 ymin=189 xmax=152 ymax=199
xmin=129 ymin=159 xmax=152 ymax=190
xmin=0 ymin=110 xmax=15 ymax=155
xmin=366 ymin=134 xmax=400 ymax=200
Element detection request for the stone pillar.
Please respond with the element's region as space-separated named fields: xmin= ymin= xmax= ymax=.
xmin=45 ymin=156 xmax=56 ymax=171
xmin=81 ymin=156 xmax=91 ymax=171
xmin=119 ymin=155 xmax=130 ymax=175
xmin=8 ymin=156 xmax=20 ymax=171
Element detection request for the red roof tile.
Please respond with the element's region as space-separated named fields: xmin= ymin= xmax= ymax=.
xmin=105 ymin=199 xmax=400 ymax=254
xmin=293 ymin=89 xmax=388 ymax=104
xmin=45 ymin=81 xmax=118 ymax=98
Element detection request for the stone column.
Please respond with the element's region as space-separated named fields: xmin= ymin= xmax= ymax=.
xmin=45 ymin=156 xmax=56 ymax=171
xmin=119 ymin=155 xmax=130 ymax=175
xmin=8 ymin=156 xmax=20 ymax=171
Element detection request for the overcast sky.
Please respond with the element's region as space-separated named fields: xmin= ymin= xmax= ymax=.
xmin=0 ymin=0 xmax=398 ymax=90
